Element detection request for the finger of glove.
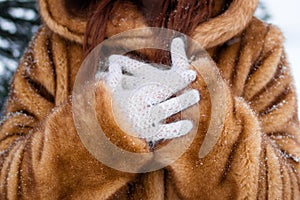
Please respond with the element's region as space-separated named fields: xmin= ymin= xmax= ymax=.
xmin=106 ymin=61 xmax=122 ymax=90
xmin=109 ymin=55 xmax=153 ymax=76
xmin=122 ymin=75 xmax=139 ymax=89
xmin=152 ymin=89 xmax=200 ymax=122
xmin=171 ymin=37 xmax=189 ymax=70
xmin=169 ymin=69 xmax=197 ymax=93
xmin=149 ymin=120 xmax=193 ymax=141
xmin=95 ymin=71 xmax=107 ymax=80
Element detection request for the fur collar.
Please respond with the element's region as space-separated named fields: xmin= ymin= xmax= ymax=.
xmin=38 ymin=0 xmax=258 ymax=48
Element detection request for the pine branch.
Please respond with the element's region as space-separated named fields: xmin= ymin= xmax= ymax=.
xmin=0 ymin=28 xmax=29 ymax=40
xmin=0 ymin=47 xmax=15 ymax=60
xmin=0 ymin=1 xmax=37 ymax=10
xmin=0 ymin=11 xmax=40 ymax=25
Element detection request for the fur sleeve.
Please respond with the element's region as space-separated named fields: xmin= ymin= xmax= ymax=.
xmin=230 ymin=20 xmax=300 ymax=198
xmin=166 ymin=19 xmax=300 ymax=199
xmin=0 ymin=27 xmax=140 ymax=199
xmin=0 ymin=26 xmax=55 ymax=198
xmin=0 ymin=27 xmax=55 ymax=152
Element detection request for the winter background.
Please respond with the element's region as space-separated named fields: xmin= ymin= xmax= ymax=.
xmin=0 ymin=0 xmax=299 ymax=116
xmin=266 ymin=0 xmax=300 ymax=114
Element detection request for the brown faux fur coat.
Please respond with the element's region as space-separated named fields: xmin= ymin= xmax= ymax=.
xmin=1 ymin=0 xmax=300 ymax=199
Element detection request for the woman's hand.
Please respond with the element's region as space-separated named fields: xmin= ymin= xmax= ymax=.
xmin=97 ymin=38 xmax=200 ymax=143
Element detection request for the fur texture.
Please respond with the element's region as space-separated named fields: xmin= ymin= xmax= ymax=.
xmin=0 ymin=0 xmax=299 ymax=199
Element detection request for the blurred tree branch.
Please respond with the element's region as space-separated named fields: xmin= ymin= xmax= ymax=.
xmin=0 ymin=0 xmax=40 ymax=115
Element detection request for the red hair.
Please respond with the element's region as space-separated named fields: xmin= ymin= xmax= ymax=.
xmin=83 ymin=0 xmax=224 ymax=63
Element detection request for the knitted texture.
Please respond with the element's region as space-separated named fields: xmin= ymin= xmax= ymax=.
xmin=96 ymin=38 xmax=199 ymax=142
xmin=0 ymin=0 xmax=299 ymax=199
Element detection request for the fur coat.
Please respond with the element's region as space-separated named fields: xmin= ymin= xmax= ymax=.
xmin=0 ymin=0 xmax=299 ymax=199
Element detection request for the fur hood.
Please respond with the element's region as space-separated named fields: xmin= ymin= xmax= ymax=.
xmin=38 ymin=0 xmax=258 ymax=48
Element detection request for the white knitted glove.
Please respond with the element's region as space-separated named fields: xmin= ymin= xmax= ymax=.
xmin=96 ymin=38 xmax=200 ymax=143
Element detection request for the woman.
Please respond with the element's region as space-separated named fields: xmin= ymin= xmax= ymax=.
xmin=0 ymin=0 xmax=299 ymax=199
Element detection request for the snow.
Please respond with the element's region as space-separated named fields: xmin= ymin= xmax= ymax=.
xmin=0 ymin=55 xmax=17 ymax=73
xmin=0 ymin=17 xmax=17 ymax=34
xmin=0 ymin=61 xmax=3 ymax=75
xmin=8 ymin=8 xmax=36 ymax=21
xmin=265 ymin=0 xmax=300 ymax=112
